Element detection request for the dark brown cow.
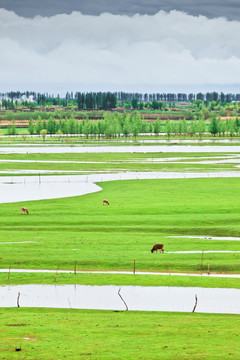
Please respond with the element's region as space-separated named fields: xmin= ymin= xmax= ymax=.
xmin=103 ymin=200 xmax=110 ymax=206
xmin=151 ymin=244 xmax=164 ymax=253
xmin=20 ymin=207 xmax=29 ymax=215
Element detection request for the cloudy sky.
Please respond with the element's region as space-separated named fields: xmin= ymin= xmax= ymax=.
xmin=1 ymin=1 xmax=240 ymax=94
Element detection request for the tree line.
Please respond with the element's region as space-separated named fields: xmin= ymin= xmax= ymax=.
xmin=2 ymin=90 xmax=240 ymax=110
xmin=6 ymin=112 xmax=240 ymax=138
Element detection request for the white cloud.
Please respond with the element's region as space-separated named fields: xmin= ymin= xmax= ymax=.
xmin=1 ymin=9 xmax=240 ymax=92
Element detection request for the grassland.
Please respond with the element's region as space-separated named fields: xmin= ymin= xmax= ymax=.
xmin=0 ymin=308 xmax=239 ymax=359
xmin=0 ymin=144 xmax=240 ymax=359
xmin=0 ymin=178 xmax=240 ymax=275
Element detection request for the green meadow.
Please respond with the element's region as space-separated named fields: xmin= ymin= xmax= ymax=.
xmin=1 ymin=178 xmax=240 ymax=274
xmin=0 ymin=308 xmax=239 ymax=360
xmin=0 ymin=146 xmax=240 ymax=359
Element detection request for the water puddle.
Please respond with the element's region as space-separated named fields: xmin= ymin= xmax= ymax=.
xmin=0 ymin=284 xmax=239 ymax=314
xmin=0 ymin=170 xmax=82 ymax=174
xmin=169 ymin=236 xmax=240 ymax=241
xmin=166 ymin=251 xmax=240 ymax=254
xmin=0 ymin=175 xmax=101 ymax=203
xmin=118 ymin=139 xmax=240 ymax=144
xmin=1 ymin=145 xmax=240 ymax=154
xmin=1 ymin=172 xmax=240 ymax=203
xmin=0 ymin=241 xmax=37 ymax=244
xmin=0 ymin=269 xmax=239 ymax=278
xmin=0 ymin=159 xmax=109 ymax=164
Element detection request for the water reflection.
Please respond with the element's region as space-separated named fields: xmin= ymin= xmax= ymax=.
xmin=0 ymin=284 xmax=239 ymax=314
xmin=1 ymin=145 xmax=240 ymax=154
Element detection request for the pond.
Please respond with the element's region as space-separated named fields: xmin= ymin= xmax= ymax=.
xmin=1 ymin=284 xmax=239 ymax=314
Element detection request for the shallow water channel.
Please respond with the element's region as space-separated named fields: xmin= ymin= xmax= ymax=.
xmin=1 ymin=284 xmax=240 ymax=314
xmin=1 ymin=145 xmax=240 ymax=154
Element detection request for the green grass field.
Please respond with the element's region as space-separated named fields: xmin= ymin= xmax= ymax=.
xmin=1 ymin=272 xmax=240 ymax=289
xmin=0 ymin=308 xmax=239 ymax=359
xmin=1 ymin=178 xmax=240 ymax=274
xmin=0 ymin=145 xmax=240 ymax=359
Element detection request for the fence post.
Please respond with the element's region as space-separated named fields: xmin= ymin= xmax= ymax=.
xmin=200 ymin=251 xmax=204 ymax=270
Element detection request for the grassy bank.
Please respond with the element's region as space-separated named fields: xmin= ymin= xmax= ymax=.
xmin=0 ymin=308 xmax=239 ymax=359
xmin=0 ymin=272 xmax=240 ymax=288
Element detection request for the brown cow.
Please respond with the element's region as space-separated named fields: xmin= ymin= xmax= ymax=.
xmin=20 ymin=207 xmax=29 ymax=215
xmin=151 ymin=244 xmax=164 ymax=253
xmin=103 ymin=200 xmax=110 ymax=206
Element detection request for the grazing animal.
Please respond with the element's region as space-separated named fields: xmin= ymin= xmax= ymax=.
xmin=151 ymin=244 xmax=164 ymax=253
xmin=103 ymin=200 xmax=110 ymax=206
xmin=20 ymin=207 xmax=29 ymax=215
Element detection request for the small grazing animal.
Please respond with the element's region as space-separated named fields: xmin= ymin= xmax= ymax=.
xmin=151 ymin=244 xmax=164 ymax=253
xmin=103 ymin=200 xmax=110 ymax=206
xmin=20 ymin=207 xmax=29 ymax=215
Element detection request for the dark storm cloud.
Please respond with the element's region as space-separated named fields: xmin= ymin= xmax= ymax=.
xmin=1 ymin=0 xmax=240 ymax=20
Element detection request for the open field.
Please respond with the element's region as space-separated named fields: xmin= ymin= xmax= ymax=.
xmin=0 ymin=143 xmax=240 ymax=358
xmin=1 ymin=178 xmax=240 ymax=274
xmin=0 ymin=308 xmax=239 ymax=359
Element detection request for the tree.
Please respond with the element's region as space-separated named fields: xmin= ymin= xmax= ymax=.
xmin=35 ymin=116 xmax=42 ymax=135
xmin=47 ymin=116 xmax=56 ymax=135
xmin=131 ymin=118 xmax=141 ymax=139
xmin=182 ymin=119 xmax=188 ymax=137
xmin=171 ymin=122 xmax=177 ymax=136
xmin=131 ymin=98 xmax=138 ymax=109
xmin=165 ymin=119 xmax=171 ymax=138
xmin=196 ymin=93 xmax=204 ymax=100
xmin=196 ymin=120 xmax=205 ymax=139
xmin=19 ymin=129 xmax=30 ymax=141
xmin=56 ymin=129 xmax=63 ymax=141
xmin=82 ymin=120 xmax=90 ymax=139
xmin=190 ymin=121 xmax=197 ymax=137
xmin=123 ymin=117 xmax=131 ymax=137
xmin=28 ymin=118 xmax=35 ymax=135
xmin=154 ymin=120 xmax=161 ymax=135
xmin=218 ymin=121 xmax=226 ymax=136
xmin=7 ymin=120 xmax=16 ymax=135
xmin=40 ymin=129 xmax=47 ymax=141
xmin=209 ymin=113 xmax=218 ymax=136
xmin=102 ymin=92 xmax=117 ymax=109
xmin=227 ymin=119 xmax=235 ymax=137
xmin=152 ymin=100 xmax=159 ymax=110
xmin=177 ymin=120 xmax=183 ymax=136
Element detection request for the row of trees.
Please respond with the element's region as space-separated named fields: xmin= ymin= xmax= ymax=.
xmin=6 ymin=112 xmax=240 ymax=138
xmin=1 ymin=92 xmax=118 ymax=109
xmin=2 ymin=90 xmax=240 ymax=110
